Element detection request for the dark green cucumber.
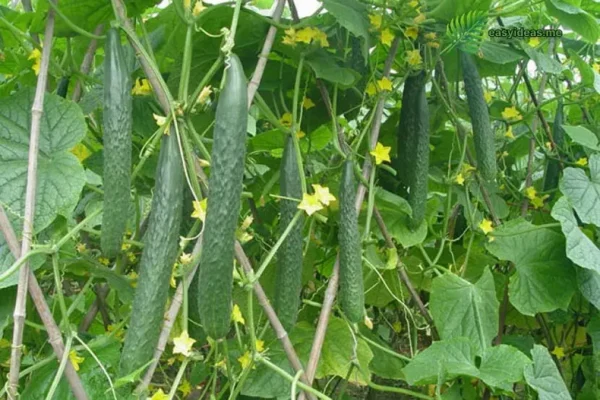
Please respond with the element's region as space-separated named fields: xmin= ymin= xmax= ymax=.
xmin=119 ymin=128 xmax=183 ymax=377
xmin=397 ymin=71 xmax=430 ymax=230
xmin=338 ymin=159 xmax=364 ymax=324
xmin=101 ymin=28 xmax=132 ymax=258
xmin=197 ymin=54 xmax=248 ymax=339
xmin=543 ymin=99 xmax=564 ymax=193
xmin=274 ymin=134 xmax=305 ymax=332
xmin=57 ymin=76 xmax=70 ymax=98
xmin=459 ymin=50 xmax=496 ymax=182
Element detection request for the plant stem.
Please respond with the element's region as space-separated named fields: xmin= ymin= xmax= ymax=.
xmin=44 ymin=335 xmax=73 ymax=400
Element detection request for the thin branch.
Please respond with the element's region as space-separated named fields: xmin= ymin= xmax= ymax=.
xmin=72 ymin=24 xmax=104 ymax=103
xmin=247 ymin=0 xmax=286 ymax=107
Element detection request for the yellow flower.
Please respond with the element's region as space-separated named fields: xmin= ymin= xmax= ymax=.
xmin=369 ymin=14 xmax=382 ymax=29
xmin=238 ymin=351 xmax=252 ymax=369
xmin=525 ymin=186 xmax=537 ymax=200
xmin=381 ymin=28 xmax=394 ymax=46
xmin=76 ymin=243 xmax=87 ymax=254
xmin=170 ymin=268 xmax=177 ymax=288
xmin=70 ymin=143 xmax=92 ymax=162
xmin=127 ymin=252 xmax=137 ymax=263
xmin=424 ymin=32 xmax=437 ymax=41
xmin=501 ymin=106 xmax=522 ymax=121
xmin=173 ymin=330 xmax=196 ymax=357
xmin=312 ymin=28 xmax=329 ymax=47
xmin=184 ymin=0 xmax=191 ymax=10
xmin=392 ymin=321 xmax=402 ymax=333
xmin=297 ymin=193 xmax=324 ymax=216
xmin=364 ymin=315 xmax=373 ymax=330
xmin=414 ymin=13 xmax=426 ymax=24
xmin=504 ymin=126 xmax=515 ymax=139
xmin=121 ymin=242 xmax=131 ymax=251
xmin=148 ymin=388 xmax=169 ymax=400
xmin=232 ymin=304 xmax=245 ymax=324
xmin=551 ymin=346 xmax=565 ymax=359
xmin=484 ymin=91 xmax=493 ymax=103
xmin=405 ymin=27 xmax=418 ymax=40
xmin=296 ymin=27 xmax=315 ymax=44
xmin=129 ymin=271 xmax=138 ymax=288
xmin=479 ymin=218 xmax=494 ymax=235
xmin=69 ymin=350 xmax=84 ymax=372
xmin=409 ymin=0 xmax=419 ymax=8
xmin=528 ymin=37 xmax=540 ymax=47
xmin=191 ymin=198 xmax=207 ymax=221
xmin=303 ymin=97 xmax=315 ymax=110
xmin=179 ymin=380 xmax=192 ymax=397
xmin=426 ymin=41 xmax=440 ymax=48
xmin=153 ymin=113 xmax=167 ymax=127
xmin=312 ymin=184 xmax=336 ymax=206
xmin=530 ymin=195 xmax=549 ymax=209
xmin=575 ymin=157 xmax=588 ymax=167
xmin=255 ymin=339 xmax=265 ymax=352
xmin=377 ymin=77 xmax=393 ymax=91
xmin=280 ymin=112 xmax=293 ymax=128
xmin=98 ymin=257 xmax=110 ymax=266
xmin=370 ymin=142 xmax=391 ymax=165
xmin=197 ymin=85 xmax=212 ymax=105
xmin=132 ymin=79 xmax=152 ymax=95
xmin=193 ymin=1 xmax=206 ymax=16
xmin=545 ymin=141 xmax=552 ymax=151
xmin=366 ymin=82 xmax=378 ymax=97
xmin=297 ymin=130 xmax=306 ymax=139
xmin=180 ymin=252 xmax=193 ymax=264
xmin=28 ymin=48 xmax=41 ymax=75
xmin=455 ymin=173 xmax=465 ymax=186
xmin=501 ymin=151 xmax=509 ymax=157
xmin=406 ymin=49 xmax=422 ymax=66
xmin=593 ymin=63 xmax=600 ymax=74
xmin=282 ymin=28 xmax=297 ymax=47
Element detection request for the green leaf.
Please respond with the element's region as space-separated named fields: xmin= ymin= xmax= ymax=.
xmin=242 ymin=348 xmax=293 ymax=398
xmin=576 ymin=268 xmax=600 ymax=309
xmin=551 ymin=196 xmax=600 ymax=273
xmin=305 ymin=51 xmax=357 ymax=86
xmin=486 ymin=219 xmax=576 ymax=316
xmin=429 ymin=0 xmax=493 ymax=22
xmin=479 ymin=41 xmax=525 ymax=64
xmin=402 ymin=337 xmax=480 ymax=385
xmin=430 ymin=268 xmax=499 ymax=355
xmin=0 ymin=286 xmax=16 ymax=338
xmin=561 ymin=125 xmax=600 ymax=150
xmin=321 ymin=0 xmax=370 ymax=41
xmin=0 ymin=234 xmax=45 ymax=288
xmin=545 ymin=0 xmax=600 ymax=43
xmin=0 ymin=89 xmax=86 ymax=234
xmin=361 ymin=329 xmax=405 ymax=380
xmin=373 ymin=188 xmax=412 ymax=216
xmin=560 ymin=154 xmax=600 ymax=227
xmin=523 ymin=46 xmax=565 ymax=75
xmin=478 ymin=345 xmax=532 ymax=390
xmin=524 ymin=345 xmax=572 ymax=400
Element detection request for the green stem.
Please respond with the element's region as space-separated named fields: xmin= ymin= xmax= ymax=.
xmin=131 ymin=127 xmax=164 ymax=181
xmin=44 ymin=335 xmax=73 ymax=400
xmin=52 ymin=254 xmax=69 ymax=329
xmin=178 ymin=24 xmax=194 ymax=101
xmin=292 ymin=55 xmax=308 ymax=193
xmin=368 ymin=381 xmax=433 ymax=400
xmin=229 ymin=0 xmax=244 ymax=41
xmin=180 ymin=125 xmax=204 ymax=200
xmin=355 ymin=333 xmax=411 ymax=362
xmin=167 ymin=359 xmax=189 ymax=399
xmin=185 ymin=117 xmax=213 ymax=163
xmin=186 ymin=55 xmax=224 ymax=112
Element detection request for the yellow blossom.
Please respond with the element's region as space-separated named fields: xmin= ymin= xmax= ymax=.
xmin=98 ymin=257 xmax=110 ymax=266
xmin=28 ymin=48 xmax=41 ymax=75
xmin=501 ymin=151 xmax=509 ymax=157
xmin=173 ymin=330 xmax=196 ymax=357
xmin=312 ymin=184 xmax=336 ymax=206
xmin=298 ymin=193 xmax=324 ymax=216
xmin=280 ymin=112 xmax=293 ymax=128
xmin=132 ymin=79 xmax=152 ymax=95
xmin=406 ymin=49 xmax=422 ymax=66
xmin=479 ymin=218 xmax=494 ymax=235
xmin=528 ymin=37 xmax=540 ymax=47
xmin=282 ymin=28 xmax=297 ymax=47
xmin=127 ymin=252 xmax=137 ymax=263
xmin=303 ymin=97 xmax=315 ymax=110
xmin=184 ymin=0 xmax=191 ymax=10
xmin=232 ymin=304 xmax=245 ymax=324
xmin=366 ymin=82 xmax=378 ymax=97
xmin=170 ymin=268 xmax=177 ymax=288
xmin=153 ymin=113 xmax=167 ymax=127
xmin=148 ymin=388 xmax=169 ymax=400
xmin=551 ymin=346 xmax=565 ymax=359
xmin=296 ymin=27 xmax=315 ymax=44
xmin=426 ymin=41 xmax=440 ymax=48
xmin=377 ymin=77 xmax=393 ymax=91
xmin=297 ymin=130 xmax=306 ymax=139
xmin=121 ymin=242 xmax=131 ymax=251
xmin=381 ymin=28 xmax=394 ymax=46
xmin=530 ymin=195 xmax=549 ymax=209
xmin=504 ymin=126 xmax=515 ymax=139
xmin=593 ymin=63 xmax=600 ymax=74
xmin=424 ymin=32 xmax=437 ymax=41
xmin=370 ymin=142 xmax=391 ymax=165
xmin=255 ymin=339 xmax=265 ymax=352
xmin=575 ymin=157 xmax=588 ymax=167
xmin=364 ymin=315 xmax=373 ymax=330
xmin=455 ymin=173 xmax=465 ymax=185
xmin=191 ymin=198 xmax=207 ymax=221
xmin=409 ymin=0 xmax=419 ymax=7
xmin=76 ymin=243 xmax=87 ymax=254
xmin=545 ymin=141 xmax=552 ymax=151
xmin=193 ymin=1 xmax=206 ymax=16
xmin=369 ymin=14 xmax=382 ymax=29
xmin=525 ymin=186 xmax=537 ymax=200
xmin=197 ymin=85 xmax=212 ymax=105
xmin=238 ymin=351 xmax=252 ymax=369
xmin=69 ymin=350 xmax=84 ymax=372
xmin=405 ymin=27 xmax=418 ymax=40
xmin=128 ymin=271 xmax=138 ymax=288
xmin=312 ymin=28 xmax=329 ymax=47
xmin=484 ymin=91 xmax=493 ymax=103
xmin=501 ymin=106 xmax=522 ymax=121
xmin=70 ymin=143 xmax=92 ymax=162
xmin=414 ymin=13 xmax=426 ymax=24
xmin=180 ymin=252 xmax=193 ymax=265
xmin=179 ymin=380 xmax=192 ymax=397
xmin=392 ymin=321 xmax=402 ymax=333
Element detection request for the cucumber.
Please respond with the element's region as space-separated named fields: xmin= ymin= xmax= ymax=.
xmin=543 ymin=99 xmax=564 ymax=193
xmin=101 ymin=28 xmax=132 ymax=258
xmin=57 ymin=76 xmax=70 ymax=98
xmin=197 ymin=54 xmax=248 ymax=339
xmin=119 ymin=127 xmax=183 ymax=377
xmin=459 ymin=50 xmax=496 ymax=182
xmin=338 ymin=159 xmax=364 ymax=324
xmin=274 ymin=134 xmax=305 ymax=332
xmin=397 ymin=71 xmax=430 ymax=230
